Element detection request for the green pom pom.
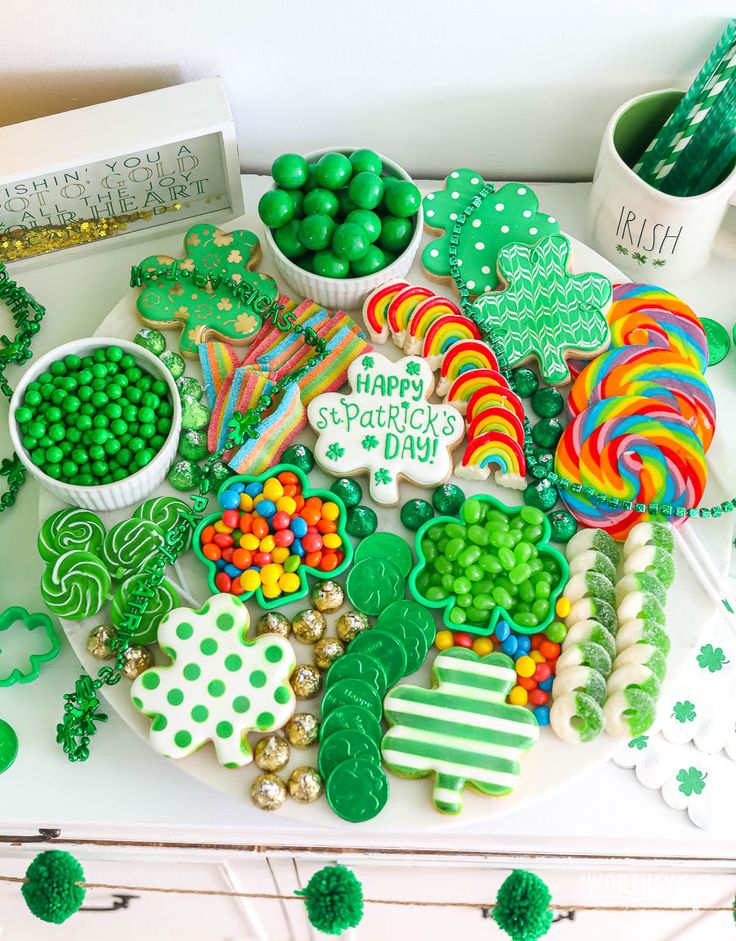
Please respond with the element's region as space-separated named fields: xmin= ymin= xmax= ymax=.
xmin=296 ymin=864 xmax=363 ymax=935
xmin=493 ymin=870 xmax=552 ymax=941
xmin=22 ymin=850 xmax=86 ymax=925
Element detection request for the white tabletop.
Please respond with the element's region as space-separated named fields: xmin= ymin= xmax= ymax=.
xmin=1 ymin=176 xmax=735 ymax=858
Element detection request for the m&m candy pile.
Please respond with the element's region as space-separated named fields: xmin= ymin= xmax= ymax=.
xmin=258 ymin=149 xmax=421 ymax=279
xmin=434 ymin=618 xmax=567 ymax=726
xmin=199 ymin=471 xmax=346 ymax=600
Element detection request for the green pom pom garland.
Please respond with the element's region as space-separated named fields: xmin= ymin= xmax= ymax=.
xmin=22 ymin=850 xmax=86 ymax=925
xmin=296 ymin=864 xmax=364 ymax=935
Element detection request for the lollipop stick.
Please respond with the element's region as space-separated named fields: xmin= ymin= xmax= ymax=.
xmin=673 ymin=524 xmax=736 ymax=633
xmin=163 ymin=576 xmax=201 ymax=609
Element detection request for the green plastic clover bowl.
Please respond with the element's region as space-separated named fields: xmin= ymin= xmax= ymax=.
xmin=408 ymin=494 xmax=569 ymax=637
xmin=0 ymin=606 xmax=60 ymax=687
xmin=193 ymin=464 xmax=353 ymax=610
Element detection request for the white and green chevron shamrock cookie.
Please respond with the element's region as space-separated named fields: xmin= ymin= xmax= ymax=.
xmin=381 ymin=648 xmax=539 ymax=814
xmin=131 ymin=593 xmax=296 ymax=767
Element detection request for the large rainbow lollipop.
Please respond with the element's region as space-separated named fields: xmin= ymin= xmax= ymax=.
xmin=555 ymin=395 xmax=707 ymax=540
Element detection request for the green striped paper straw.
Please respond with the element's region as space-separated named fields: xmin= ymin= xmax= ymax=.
xmin=634 ymin=19 xmax=736 ymax=182
xmin=653 ymin=43 xmax=736 ymax=184
xmin=685 ymin=121 xmax=736 ymax=194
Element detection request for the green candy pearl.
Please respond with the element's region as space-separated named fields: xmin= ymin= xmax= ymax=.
xmin=168 ymin=459 xmax=201 ymax=491
xmin=330 ymin=477 xmax=363 ymax=509
xmin=531 ymin=387 xmax=564 ymax=418
xmin=346 ymin=505 xmax=377 ymax=538
xmin=432 ymin=485 xmax=465 ymax=518
xmin=524 ymin=480 xmax=558 ymax=512
xmin=400 ymin=498 xmax=434 ymax=532
xmin=178 ymin=429 xmax=209 ymax=461
xmin=531 ymin=417 xmax=564 ymax=449
xmin=546 ymin=509 xmax=577 ymax=543
xmin=281 ymin=443 xmax=314 ymax=473
xmin=512 ymin=367 xmax=539 ymax=397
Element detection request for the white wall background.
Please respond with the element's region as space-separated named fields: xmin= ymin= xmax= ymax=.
xmin=2 ymin=0 xmax=734 ymax=180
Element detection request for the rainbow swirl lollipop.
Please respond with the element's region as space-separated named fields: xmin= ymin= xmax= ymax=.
xmin=608 ymin=283 xmax=708 ymax=374
xmin=40 ymin=550 xmax=111 ymax=620
xmin=111 ymin=573 xmax=180 ymax=645
xmin=555 ymin=395 xmax=706 ymax=540
xmin=37 ymin=508 xmax=107 ymax=563
xmin=102 ymin=518 xmax=166 ymax=580
xmin=568 ymin=346 xmax=716 ymax=450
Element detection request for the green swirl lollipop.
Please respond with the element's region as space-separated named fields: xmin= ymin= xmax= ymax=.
xmin=37 ymin=508 xmax=107 ymax=563
xmin=40 ymin=550 xmax=111 ymax=620
xmin=102 ymin=519 xmax=166 ymax=580
xmin=110 ymin=574 xmax=180 ymax=645
xmin=133 ymin=497 xmax=193 ymax=552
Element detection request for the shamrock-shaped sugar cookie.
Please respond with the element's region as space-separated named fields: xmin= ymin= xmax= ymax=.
xmin=131 ymin=593 xmax=296 ymax=767
xmin=136 ymin=223 xmax=277 ymax=357
xmin=471 ymin=234 xmax=612 ymax=385
xmin=422 ymin=173 xmax=560 ymax=293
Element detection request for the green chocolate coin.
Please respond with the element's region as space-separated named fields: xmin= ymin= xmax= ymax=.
xmin=400 ymin=498 xmax=434 ymax=532
xmin=320 ymin=678 xmax=383 ymax=720
xmin=326 ymin=756 xmax=389 ymax=822
xmin=348 ymin=628 xmax=408 ymax=687
xmin=371 ymin=614 xmax=428 ymax=676
xmin=318 ymin=728 xmax=380 ymax=780
xmin=377 ymin=600 xmax=436 ymax=649
xmin=0 ymin=719 xmax=18 ymax=774
xmin=354 ymin=532 xmax=413 ymax=577
xmin=702 ymin=317 xmax=730 ymax=365
xmin=319 ymin=705 xmax=382 ymax=745
xmin=325 ymin=652 xmax=388 ymax=696
xmin=346 ymin=557 xmax=404 ymax=616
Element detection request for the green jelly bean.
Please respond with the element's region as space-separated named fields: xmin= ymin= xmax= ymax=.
xmin=467 ymin=525 xmax=489 ymax=546
xmin=473 ymin=594 xmax=494 ymax=611
xmin=498 ymin=547 xmax=516 ymax=571
xmin=485 ymin=520 xmax=509 ymax=536
xmin=465 ymin=606 xmax=486 ymax=624
xmin=510 ymin=516 xmax=525 ymax=530
xmin=462 ymin=498 xmax=484 ymax=525
xmin=536 ymin=571 xmax=553 ymax=584
xmin=458 ymin=546 xmax=481 ymax=567
xmin=520 ymin=506 xmax=545 ymax=526
xmin=456 ymin=593 xmax=472 ymax=609
xmin=475 ymin=579 xmax=495 ymax=594
xmin=518 ymin=581 xmax=535 ymax=603
xmin=426 ymin=586 xmax=449 ymax=602
xmin=449 ymin=606 xmax=466 ymax=625
xmin=515 ymin=601 xmax=530 ymax=613
xmin=466 ymin=564 xmax=483 ymax=583
xmin=532 ymin=599 xmax=550 ymax=619
xmin=514 ymin=541 xmax=533 ymax=563
xmin=439 ymin=574 xmax=453 ymax=591
xmin=453 ymin=576 xmax=472 ymax=595
xmin=445 ymin=538 xmax=465 ymax=561
xmin=509 ymin=563 xmax=532 ymax=585
xmin=283 ymin=555 xmax=300 ymax=573
xmin=514 ymin=612 xmax=540 ymax=627
xmin=427 ymin=526 xmax=444 ymax=543
xmin=429 ymin=572 xmax=443 ymax=587
xmin=507 ymin=530 xmax=522 ymax=546
xmin=445 ymin=523 xmax=467 ymax=540
xmin=535 ymin=580 xmax=551 ymax=599
xmin=435 ymin=557 xmax=452 ymax=575
xmin=493 ymin=587 xmax=514 ymax=608
xmin=479 ymin=554 xmax=502 ymax=574
xmin=543 ymin=558 xmax=559 ymax=574
xmin=486 ymin=510 xmax=509 ymax=525
xmin=423 ymin=541 xmax=437 ymax=563
xmin=416 ymin=572 xmax=430 ymax=593
xmin=522 ymin=525 xmax=543 ymax=542
xmin=528 ymin=559 xmax=543 ymax=574
xmin=488 ymin=532 xmax=506 ymax=548
xmin=437 ymin=538 xmax=449 ymax=553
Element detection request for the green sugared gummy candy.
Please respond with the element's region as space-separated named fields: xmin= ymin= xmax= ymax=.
xmin=168 ymin=459 xmax=201 ymax=491
xmin=400 ymin=499 xmax=434 ymax=532
xmin=133 ymin=328 xmax=166 ymax=356
xmin=281 ymin=443 xmax=314 ymax=472
xmin=160 ymin=350 xmax=185 ymax=380
xmin=178 ymin=429 xmax=209 ymax=461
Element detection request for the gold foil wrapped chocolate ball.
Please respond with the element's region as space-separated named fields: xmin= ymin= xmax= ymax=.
xmin=287 ymin=766 xmax=324 ymax=803
xmin=250 ymin=773 xmax=287 ymax=811
xmin=336 ymin=610 xmax=371 ymax=643
xmin=254 ymin=735 xmax=290 ymax=772
xmin=87 ymin=624 xmax=117 ymax=660
xmin=313 ymin=636 xmax=346 ymax=671
xmin=290 ymin=663 xmax=322 ymax=699
xmin=291 ymin=608 xmax=327 ymax=644
xmin=255 ymin=611 xmax=291 ymax=638
xmin=310 ymin=579 xmax=345 ymax=613
xmin=285 ymin=712 xmax=320 ymax=748
xmin=121 ymin=645 xmax=154 ymax=680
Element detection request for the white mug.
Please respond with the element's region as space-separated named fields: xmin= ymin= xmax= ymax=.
xmin=589 ymin=88 xmax=736 ymax=282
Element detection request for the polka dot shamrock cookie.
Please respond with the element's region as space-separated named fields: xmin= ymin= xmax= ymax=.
xmin=130 ymin=593 xmax=296 ymax=768
xmin=422 ymin=172 xmax=560 ymax=294
xmin=136 ymin=223 xmax=278 ymax=358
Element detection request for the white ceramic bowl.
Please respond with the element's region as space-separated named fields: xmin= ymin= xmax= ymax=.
xmin=263 ymin=146 xmax=423 ymax=310
xmin=9 ymin=337 xmax=182 ymax=511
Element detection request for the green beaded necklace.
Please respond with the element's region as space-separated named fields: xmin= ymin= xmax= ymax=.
xmin=0 ymin=263 xmax=46 ymax=514
xmin=448 ymin=184 xmax=730 ymax=522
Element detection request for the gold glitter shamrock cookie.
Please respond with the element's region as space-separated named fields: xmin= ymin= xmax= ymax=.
xmin=130 ymin=593 xmax=296 ymax=767
xmin=422 ymin=172 xmax=560 ymax=293
xmin=471 ymin=234 xmax=612 ymax=385
xmin=136 ymin=223 xmax=277 ymax=357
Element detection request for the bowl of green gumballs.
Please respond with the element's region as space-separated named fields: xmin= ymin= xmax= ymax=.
xmin=259 ymin=147 xmax=423 ymax=309
xmin=9 ymin=337 xmax=182 ymax=512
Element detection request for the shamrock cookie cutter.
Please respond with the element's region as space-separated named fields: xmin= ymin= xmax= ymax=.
xmin=0 ymin=606 xmax=60 ymax=686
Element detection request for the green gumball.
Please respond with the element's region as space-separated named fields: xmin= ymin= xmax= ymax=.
xmin=350 ymin=245 xmax=386 ymax=277
xmin=337 ymin=188 xmax=357 ymax=217
xmin=313 ymin=251 xmax=350 ymax=279
xmin=378 ymin=215 xmax=413 ymax=253
xmin=332 ymin=223 xmax=369 ymax=262
xmin=303 ymin=188 xmax=339 ymax=218
xmin=298 ymin=214 xmax=336 ymax=251
xmin=384 ymin=180 xmax=421 ymax=218
xmin=348 ymin=172 xmax=384 ymax=210
xmin=346 ymin=209 xmax=381 ymax=243
xmin=315 ymin=152 xmax=352 ymax=190
xmin=274 ymin=219 xmax=306 ymax=258
xmin=271 ymin=153 xmax=309 ymax=190
xmin=289 ymin=189 xmax=305 ymax=219
xmin=349 ymin=149 xmax=383 ymax=175
xmin=258 ymin=189 xmax=294 ymax=229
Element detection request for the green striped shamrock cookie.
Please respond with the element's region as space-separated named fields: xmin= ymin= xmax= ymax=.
xmin=381 ymin=648 xmax=538 ymax=814
xmin=131 ymin=593 xmax=296 ymax=768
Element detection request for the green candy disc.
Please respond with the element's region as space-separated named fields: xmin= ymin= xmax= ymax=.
xmin=326 ymin=756 xmax=389 ymax=822
xmin=320 ymin=678 xmax=383 ymax=720
xmin=318 ymin=728 xmax=380 ymax=780
xmin=0 ymin=719 xmax=18 ymax=774
xmin=325 ymin=652 xmax=388 ymax=696
xmin=346 ymin=557 xmax=404 ymax=616
xmin=377 ymin=600 xmax=437 ymax=649
xmin=702 ymin=317 xmax=730 ymax=365
xmin=348 ymin=629 xmax=408 ymax=687
xmin=319 ymin=705 xmax=382 ymax=745
xmin=370 ymin=615 xmax=428 ymax=677
xmin=354 ymin=532 xmax=413 ymax=577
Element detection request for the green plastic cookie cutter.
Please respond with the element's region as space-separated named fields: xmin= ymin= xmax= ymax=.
xmin=0 ymin=606 xmax=61 ymax=686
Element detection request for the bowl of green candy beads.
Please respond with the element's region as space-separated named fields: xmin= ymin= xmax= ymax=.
xmin=260 ymin=147 xmax=423 ymax=310
xmin=9 ymin=337 xmax=181 ymax=511
xmin=409 ymin=495 xmax=569 ymax=637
